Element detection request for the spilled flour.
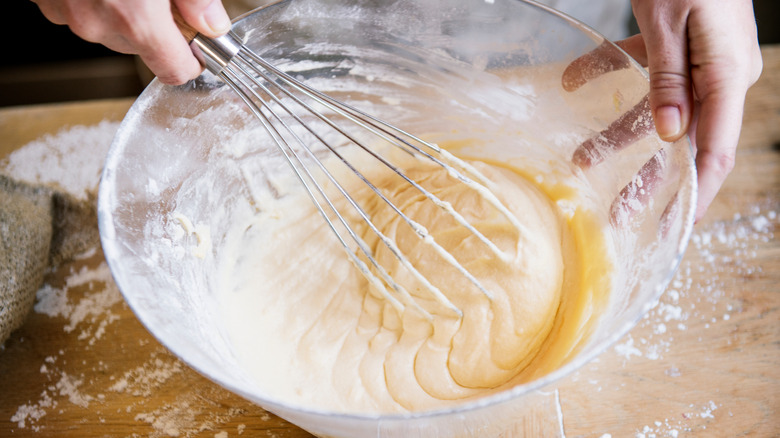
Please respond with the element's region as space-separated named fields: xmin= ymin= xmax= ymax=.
xmin=8 ymin=246 xmax=253 ymax=436
xmin=109 ymin=356 xmax=184 ymax=397
xmin=34 ymin=259 xmax=123 ymax=342
xmin=628 ymin=400 xmax=720 ymax=438
xmin=1 ymin=120 xmax=119 ymax=201
xmin=591 ymin=206 xmax=777 ymax=437
xmin=9 ymin=255 xmax=121 ymax=430
xmin=4 ymin=121 xmax=259 ymax=437
xmin=10 ymin=353 xmax=99 ymax=430
xmin=614 ymin=207 xmax=776 ymax=365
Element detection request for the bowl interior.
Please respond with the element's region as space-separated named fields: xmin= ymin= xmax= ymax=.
xmin=98 ymin=0 xmax=695 ymax=435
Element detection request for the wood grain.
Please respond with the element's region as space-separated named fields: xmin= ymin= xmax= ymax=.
xmin=1 ymin=45 xmax=778 ymax=437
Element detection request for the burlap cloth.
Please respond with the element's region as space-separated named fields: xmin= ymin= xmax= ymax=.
xmin=0 ymin=173 xmax=99 ymax=346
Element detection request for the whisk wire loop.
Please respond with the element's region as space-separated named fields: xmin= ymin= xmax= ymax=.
xmin=239 ymin=49 xmax=526 ymax=262
xmin=221 ymin=62 xmax=441 ymax=318
xmin=193 ymin=32 xmax=527 ymax=318
xmin=234 ymin=53 xmax=502 ymax=302
xmin=222 ymin=58 xmax=462 ymax=318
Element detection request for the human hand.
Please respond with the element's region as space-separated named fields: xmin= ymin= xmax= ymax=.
xmin=31 ymin=0 xmax=232 ymax=85
xmin=564 ymin=0 xmax=762 ymax=222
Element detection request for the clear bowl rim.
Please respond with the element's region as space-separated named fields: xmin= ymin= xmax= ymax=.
xmin=97 ymin=0 xmax=698 ymax=423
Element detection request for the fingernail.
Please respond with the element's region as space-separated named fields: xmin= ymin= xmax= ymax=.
xmin=654 ymin=105 xmax=682 ymax=140
xmin=204 ymin=0 xmax=231 ymax=34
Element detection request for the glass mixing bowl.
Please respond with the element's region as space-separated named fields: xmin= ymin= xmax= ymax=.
xmin=98 ymin=0 xmax=696 ymax=436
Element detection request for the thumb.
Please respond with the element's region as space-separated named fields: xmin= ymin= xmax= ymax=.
xmin=634 ymin=3 xmax=694 ymax=142
xmin=172 ymin=0 xmax=231 ymax=38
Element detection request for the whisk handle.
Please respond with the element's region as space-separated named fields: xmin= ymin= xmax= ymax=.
xmin=171 ymin=5 xmax=241 ymax=76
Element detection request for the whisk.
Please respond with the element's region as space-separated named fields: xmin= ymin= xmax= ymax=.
xmin=175 ymin=13 xmax=524 ymax=320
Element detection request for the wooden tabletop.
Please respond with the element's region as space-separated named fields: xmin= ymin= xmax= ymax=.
xmin=1 ymin=45 xmax=778 ymax=438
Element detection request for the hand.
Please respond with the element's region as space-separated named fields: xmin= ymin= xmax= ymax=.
xmin=565 ymin=0 xmax=762 ymax=222
xmin=31 ymin=0 xmax=232 ymax=85
xmin=632 ymin=0 xmax=763 ymax=221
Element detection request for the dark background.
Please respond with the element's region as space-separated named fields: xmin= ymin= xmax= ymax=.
xmin=2 ymin=0 xmax=778 ymax=107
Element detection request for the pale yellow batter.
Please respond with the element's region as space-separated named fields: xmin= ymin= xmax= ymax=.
xmin=218 ymin=148 xmax=613 ymax=413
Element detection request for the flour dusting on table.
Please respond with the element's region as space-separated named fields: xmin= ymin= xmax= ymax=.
xmin=5 ymin=121 xmax=276 ymax=436
xmin=614 ymin=206 xmax=776 ymax=364
xmin=591 ymin=206 xmax=777 ymax=437
xmin=1 ymin=120 xmax=119 ymax=200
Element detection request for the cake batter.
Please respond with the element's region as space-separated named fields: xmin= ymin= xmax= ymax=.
xmin=217 ymin=149 xmax=613 ymax=413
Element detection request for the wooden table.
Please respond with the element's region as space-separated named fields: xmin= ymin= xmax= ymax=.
xmin=1 ymin=46 xmax=778 ymax=438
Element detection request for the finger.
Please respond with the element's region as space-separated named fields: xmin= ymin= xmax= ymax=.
xmin=30 ymin=0 xmax=67 ymax=25
xmin=613 ymin=34 xmax=648 ymax=67
xmin=609 ymin=150 xmax=688 ymax=240
xmin=119 ymin=1 xmax=205 ymax=85
xmin=572 ymin=95 xmax=653 ymax=168
xmin=609 ymin=148 xmax=666 ymax=227
xmin=172 ymin=0 xmax=231 ymax=38
xmin=692 ymin=91 xmax=744 ymax=221
xmin=657 ymin=191 xmax=682 ymax=239
xmin=632 ymin=3 xmax=694 ymax=143
xmin=684 ymin=2 xmax=763 ymax=221
xmin=562 ymin=41 xmax=632 ymax=92
xmin=32 ymin=0 xmax=137 ymax=54
xmin=137 ymin=24 xmax=204 ymax=85
xmin=561 ymin=35 xmax=649 ymax=93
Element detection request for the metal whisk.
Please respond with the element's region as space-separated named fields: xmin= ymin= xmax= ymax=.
xmin=176 ymin=17 xmax=524 ymax=320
